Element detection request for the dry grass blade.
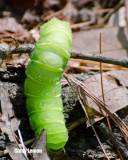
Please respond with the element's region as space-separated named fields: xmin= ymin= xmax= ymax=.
xmin=69 ymin=58 xmax=128 ymax=71
xmin=64 ymin=73 xmax=128 ymax=144
xmin=76 ymin=86 xmax=110 ymax=160
xmin=65 ymin=75 xmax=109 ymax=159
xmin=17 ymin=129 xmax=27 ymax=158
xmin=67 ymin=65 xmax=128 ymax=71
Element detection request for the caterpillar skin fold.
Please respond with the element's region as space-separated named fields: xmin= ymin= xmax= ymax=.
xmin=24 ymin=18 xmax=72 ymax=152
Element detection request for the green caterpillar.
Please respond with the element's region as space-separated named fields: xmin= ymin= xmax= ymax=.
xmin=24 ymin=18 xmax=72 ymax=153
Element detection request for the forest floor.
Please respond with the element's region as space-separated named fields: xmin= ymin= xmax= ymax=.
xmin=0 ymin=0 xmax=128 ymax=160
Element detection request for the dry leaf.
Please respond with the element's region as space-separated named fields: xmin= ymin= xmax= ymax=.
xmin=32 ymin=129 xmax=50 ymax=160
xmin=5 ymin=53 xmax=30 ymax=68
xmin=30 ymin=28 xmax=39 ymax=42
xmin=83 ymin=70 xmax=128 ymax=115
xmin=0 ymin=85 xmax=20 ymax=141
xmin=6 ymin=143 xmax=26 ymax=160
xmin=0 ymin=17 xmax=26 ymax=33
xmin=72 ymin=26 xmax=128 ymax=59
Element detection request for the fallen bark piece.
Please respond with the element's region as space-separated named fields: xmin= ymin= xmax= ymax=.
xmin=0 ymin=84 xmax=20 ymax=141
xmin=99 ymin=123 xmax=128 ymax=159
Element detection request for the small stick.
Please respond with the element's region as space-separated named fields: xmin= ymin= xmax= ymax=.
xmin=68 ymin=65 xmax=128 ymax=71
xmin=0 ymin=44 xmax=128 ymax=68
xmin=69 ymin=58 xmax=128 ymax=70
xmin=71 ymin=52 xmax=128 ymax=68
xmin=99 ymin=33 xmax=112 ymax=130
xmin=100 ymin=1 xmax=124 ymax=24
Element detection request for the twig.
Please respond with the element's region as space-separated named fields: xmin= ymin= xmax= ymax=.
xmin=100 ymin=1 xmax=124 ymax=24
xmin=68 ymin=118 xmax=86 ymax=131
xmin=69 ymin=58 xmax=128 ymax=71
xmin=68 ymin=65 xmax=128 ymax=71
xmin=99 ymin=33 xmax=112 ymax=129
xmin=71 ymin=20 xmax=95 ymax=29
xmin=0 ymin=44 xmax=128 ymax=68
xmin=99 ymin=33 xmax=104 ymax=114
xmin=71 ymin=51 xmax=128 ymax=68
xmin=0 ymin=44 xmax=35 ymax=60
